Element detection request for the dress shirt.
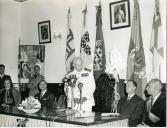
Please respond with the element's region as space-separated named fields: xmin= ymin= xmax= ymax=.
xmin=41 ymin=90 xmax=47 ymax=97
xmin=0 ymin=74 xmax=4 ymax=79
xmin=128 ymin=93 xmax=135 ymax=100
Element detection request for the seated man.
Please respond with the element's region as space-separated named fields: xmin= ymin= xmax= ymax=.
xmin=64 ymin=57 xmax=95 ymax=112
xmin=141 ymin=79 xmax=166 ymax=127
xmin=117 ymin=80 xmax=144 ymax=126
xmin=35 ymin=80 xmax=54 ymax=109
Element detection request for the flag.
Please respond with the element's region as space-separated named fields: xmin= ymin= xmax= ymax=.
xmin=126 ymin=0 xmax=146 ymax=97
xmin=65 ymin=8 xmax=75 ymax=73
xmin=93 ymin=3 xmax=106 ymax=80
xmin=150 ymin=0 xmax=164 ymax=78
xmin=80 ymin=5 xmax=92 ymax=69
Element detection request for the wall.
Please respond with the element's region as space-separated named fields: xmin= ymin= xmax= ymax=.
xmin=0 ymin=0 xmax=21 ymax=82
xmin=0 ymin=0 xmax=166 ymax=84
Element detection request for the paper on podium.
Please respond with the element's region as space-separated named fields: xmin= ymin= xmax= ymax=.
xmin=101 ymin=113 xmax=120 ymax=117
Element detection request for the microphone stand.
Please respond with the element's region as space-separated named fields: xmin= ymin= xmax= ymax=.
xmin=78 ymin=83 xmax=83 ymax=112
xmin=64 ymin=75 xmax=77 ymax=110
xmin=113 ymin=68 xmax=120 ymax=113
xmin=71 ymin=77 xmax=77 ymax=110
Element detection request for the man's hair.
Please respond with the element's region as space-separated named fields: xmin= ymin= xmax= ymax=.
xmin=3 ymin=77 xmax=13 ymax=87
xmin=127 ymin=80 xmax=137 ymax=88
xmin=39 ymin=79 xmax=47 ymax=84
xmin=149 ymin=78 xmax=163 ymax=88
xmin=34 ymin=65 xmax=40 ymax=69
xmin=38 ymin=80 xmax=47 ymax=90
xmin=0 ymin=64 xmax=5 ymax=68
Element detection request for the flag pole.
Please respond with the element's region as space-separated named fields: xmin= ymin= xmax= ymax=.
xmin=18 ymin=38 xmax=21 ymax=88
xmin=159 ymin=65 xmax=161 ymax=79
xmin=67 ymin=8 xmax=71 ymax=30
xmin=82 ymin=5 xmax=87 ymax=27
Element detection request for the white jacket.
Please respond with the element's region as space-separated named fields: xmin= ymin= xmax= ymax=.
xmin=65 ymin=68 xmax=95 ymax=112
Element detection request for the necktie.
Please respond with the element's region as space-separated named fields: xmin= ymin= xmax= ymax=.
xmin=127 ymin=96 xmax=131 ymax=101
xmin=34 ymin=74 xmax=37 ymax=78
xmin=147 ymin=97 xmax=153 ymax=112
xmin=40 ymin=92 xmax=43 ymax=99
xmin=5 ymin=90 xmax=9 ymax=104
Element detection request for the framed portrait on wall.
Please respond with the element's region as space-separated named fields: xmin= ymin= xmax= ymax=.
xmin=38 ymin=20 xmax=51 ymax=44
xmin=109 ymin=0 xmax=131 ymax=30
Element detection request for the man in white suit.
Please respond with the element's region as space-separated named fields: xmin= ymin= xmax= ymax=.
xmin=65 ymin=57 xmax=95 ymax=112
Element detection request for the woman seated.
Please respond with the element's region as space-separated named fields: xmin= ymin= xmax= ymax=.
xmin=35 ymin=80 xmax=54 ymax=109
xmin=0 ymin=78 xmax=21 ymax=107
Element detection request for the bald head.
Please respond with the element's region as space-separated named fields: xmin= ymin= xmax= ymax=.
xmin=72 ymin=57 xmax=83 ymax=72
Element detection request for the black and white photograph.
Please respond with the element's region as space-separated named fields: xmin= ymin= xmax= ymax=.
xmin=109 ymin=0 xmax=131 ymax=30
xmin=0 ymin=0 xmax=166 ymax=127
xmin=38 ymin=20 xmax=51 ymax=44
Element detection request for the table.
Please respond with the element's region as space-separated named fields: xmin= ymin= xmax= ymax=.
xmin=0 ymin=107 xmax=129 ymax=127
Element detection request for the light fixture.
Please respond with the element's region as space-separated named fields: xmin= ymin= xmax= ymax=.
xmin=53 ymin=31 xmax=62 ymax=40
xmin=14 ymin=0 xmax=28 ymax=2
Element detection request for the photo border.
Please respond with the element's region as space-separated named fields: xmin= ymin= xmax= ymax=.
xmin=38 ymin=20 xmax=51 ymax=44
xmin=109 ymin=0 xmax=131 ymax=30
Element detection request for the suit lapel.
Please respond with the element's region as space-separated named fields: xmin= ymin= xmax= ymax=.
xmin=41 ymin=91 xmax=48 ymax=99
xmin=128 ymin=94 xmax=136 ymax=102
xmin=151 ymin=93 xmax=162 ymax=108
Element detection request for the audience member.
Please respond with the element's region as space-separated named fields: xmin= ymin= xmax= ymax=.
xmin=65 ymin=57 xmax=95 ymax=112
xmin=35 ymin=80 xmax=54 ymax=109
xmin=117 ymin=80 xmax=144 ymax=126
xmin=0 ymin=64 xmax=11 ymax=89
xmin=0 ymin=77 xmax=21 ymax=107
xmin=141 ymin=79 xmax=166 ymax=127
xmin=28 ymin=65 xmax=44 ymax=96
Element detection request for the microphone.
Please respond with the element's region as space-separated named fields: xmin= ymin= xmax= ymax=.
xmin=78 ymin=83 xmax=83 ymax=90
xmin=78 ymin=83 xmax=83 ymax=112
xmin=70 ymin=75 xmax=77 ymax=85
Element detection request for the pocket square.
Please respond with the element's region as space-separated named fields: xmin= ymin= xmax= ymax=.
xmin=149 ymin=112 xmax=160 ymax=122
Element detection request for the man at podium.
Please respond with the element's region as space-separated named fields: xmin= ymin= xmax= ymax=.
xmin=64 ymin=57 xmax=95 ymax=112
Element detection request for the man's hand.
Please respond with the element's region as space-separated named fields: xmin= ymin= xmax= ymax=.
xmin=74 ymin=98 xmax=80 ymax=104
xmin=1 ymin=103 xmax=8 ymax=107
xmin=74 ymin=97 xmax=87 ymax=104
xmin=81 ymin=97 xmax=87 ymax=103
xmin=149 ymin=112 xmax=160 ymax=122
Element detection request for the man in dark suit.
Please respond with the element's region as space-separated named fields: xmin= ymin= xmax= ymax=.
xmin=142 ymin=79 xmax=166 ymax=127
xmin=117 ymin=80 xmax=144 ymax=127
xmin=35 ymin=80 xmax=54 ymax=109
xmin=0 ymin=64 xmax=11 ymax=89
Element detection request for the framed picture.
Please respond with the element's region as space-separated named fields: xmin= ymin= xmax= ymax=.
xmin=109 ymin=0 xmax=131 ymax=30
xmin=38 ymin=20 xmax=51 ymax=44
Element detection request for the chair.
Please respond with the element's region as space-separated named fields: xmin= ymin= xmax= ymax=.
xmin=93 ymin=73 xmax=115 ymax=112
xmin=53 ymin=94 xmax=66 ymax=109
